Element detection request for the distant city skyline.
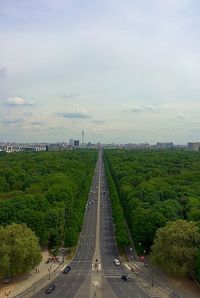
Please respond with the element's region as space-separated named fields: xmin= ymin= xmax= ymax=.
xmin=1 ymin=0 xmax=200 ymax=144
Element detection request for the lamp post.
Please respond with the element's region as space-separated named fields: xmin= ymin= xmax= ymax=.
xmin=138 ymin=242 xmax=142 ymax=255
xmin=48 ymin=265 xmax=52 ymax=280
xmin=151 ymin=274 xmax=154 ymax=287
xmin=61 ymin=247 xmax=65 ymax=263
xmin=129 ymin=247 xmax=133 ymax=261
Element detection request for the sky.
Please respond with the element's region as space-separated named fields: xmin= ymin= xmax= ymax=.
xmin=0 ymin=0 xmax=200 ymax=144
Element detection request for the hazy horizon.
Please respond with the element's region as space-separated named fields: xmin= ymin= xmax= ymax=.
xmin=1 ymin=0 xmax=200 ymax=144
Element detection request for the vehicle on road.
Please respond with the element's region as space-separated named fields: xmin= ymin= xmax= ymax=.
xmin=113 ymin=259 xmax=120 ymax=266
xmin=45 ymin=284 xmax=56 ymax=294
xmin=121 ymin=275 xmax=130 ymax=282
xmin=138 ymin=256 xmax=145 ymax=262
xmin=2 ymin=276 xmax=12 ymax=283
xmin=63 ymin=265 xmax=71 ymax=274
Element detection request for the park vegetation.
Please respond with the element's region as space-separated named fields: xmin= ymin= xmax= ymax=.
xmin=104 ymin=157 xmax=130 ymax=249
xmin=0 ymin=223 xmax=42 ymax=278
xmin=104 ymin=149 xmax=200 ymax=279
xmin=0 ymin=150 xmax=97 ymax=277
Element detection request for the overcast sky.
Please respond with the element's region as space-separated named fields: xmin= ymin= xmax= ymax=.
xmin=1 ymin=0 xmax=200 ymax=144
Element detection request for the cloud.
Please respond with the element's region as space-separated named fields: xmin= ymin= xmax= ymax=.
xmin=1 ymin=118 xmax=24 ymax=125
xmin=56 ymin=112 xmax=90 ymax=119
xmin=30 ymin=121 xmax=45 ymax=126
xmin=56 ymin=93 xmax=80 ymax=99
xmin=92 ymin=120 xmax=106 ymax=124
xmin=129 ymin=105 xmax=156 ymax=113
xmin=177 ymin=113 xmax=185 ymax=119
xmin=5 ymin=96 xmax=35 ymax=106
xmin=0 ymin=66 xmax=6 ymax=78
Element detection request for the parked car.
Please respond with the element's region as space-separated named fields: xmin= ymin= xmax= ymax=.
xmin=113 ymin=259 xmax=120 ymax=266
xmin=45 ymin=284 xmax=56 ymax=294
xmin=63 ymin=265 xmax=71 ymax=274
xmin=121 ymin=275 xmax=130 ymax=282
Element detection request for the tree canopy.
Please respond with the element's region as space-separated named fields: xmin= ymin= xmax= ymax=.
xmin=151 ymin=220 xmax=200 ymax=277
xmin=104 ymin=149 xmax=200 ymax=278
xmin=0 ymin=223 xmax=42 ymax=278
xmin=0 ymin=150 xmax=97 ymax=249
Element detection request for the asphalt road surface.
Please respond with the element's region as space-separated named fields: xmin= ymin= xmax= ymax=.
xmin=33 ymin=151 xmax=150 ymax=298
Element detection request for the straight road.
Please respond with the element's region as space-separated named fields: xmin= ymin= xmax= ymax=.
xmin=32 ymin=151 xmax=150 ymax=298
xmin=99 ymin=154 xmax=150 ymax=298
xmin=32 ymin=157 xmax=101 ymax=298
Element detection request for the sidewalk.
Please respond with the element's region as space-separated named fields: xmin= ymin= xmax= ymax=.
xmin=125 ymin=257 xmax=200 ymax=298
xmin=0 ymin=251 xmax=67 ymax=298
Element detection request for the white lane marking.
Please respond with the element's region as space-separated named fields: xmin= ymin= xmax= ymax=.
xmin=119 ymin=286 xmax=124 ymax=293
xmin=136 ymin=294 xmax=142 ymax=298
xmin=55 ymin=289 xmax=61 ymax=296
xmin=64 ymin=290 xmax=70 ymax=297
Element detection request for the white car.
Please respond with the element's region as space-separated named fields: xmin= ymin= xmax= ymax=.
xmin=113 ymin=259 xmax=120 ymax=266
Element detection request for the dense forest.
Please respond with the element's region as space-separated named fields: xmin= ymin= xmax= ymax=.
xmin=104 ymin=149 xmax=200 ymax=278
xmin=0 ymin=150 xmax=97 ymax=250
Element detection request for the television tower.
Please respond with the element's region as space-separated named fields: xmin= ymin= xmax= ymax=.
xmin=82 ymin=130 xmax=85 ymax=145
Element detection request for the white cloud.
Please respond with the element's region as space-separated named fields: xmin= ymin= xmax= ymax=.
xmin=4 ymin=96 xmax=35 ymax=106
xmin=129 ymin=105 xmax=156 ymax=113
xmin=177 ymin=113 xmax=185 ymax=119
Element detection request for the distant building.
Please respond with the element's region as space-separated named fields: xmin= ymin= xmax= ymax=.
xmin=187 ymin=142 xmax=200 ymax=151
xmin=73 ymin=140 xmax=80 ymax=147
xmin=4 ymin=146 xmax=13 ymax=153
xmin=21 ymin=145 xmax=47 ymax=152
xmin=69 ymin=139 xmax=74 ymax=146
xmin=156 ymin=142 xmax=173 ymax=149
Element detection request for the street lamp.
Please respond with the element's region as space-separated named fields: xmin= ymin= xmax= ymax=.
xmin=61 ymin=247 xmax=65 ymax=263
xmin=48 ymin=265 xmax=52 ymax=280
xmin=151 ymin=274 xmax=154 ymax=287
xmin=138 ymin=242 xmax=142 ymax=255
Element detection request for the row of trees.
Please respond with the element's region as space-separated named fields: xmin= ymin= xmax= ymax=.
xmin=104 ymin=149 xmax=200 ymax=279
xmin=104 ymin=157 xmax=130 ymax=249
xmin=0 ymin=150 xmax=97 ymax=252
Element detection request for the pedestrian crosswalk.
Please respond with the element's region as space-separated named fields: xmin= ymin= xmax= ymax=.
xmin=91 ymin=263 xmax=101 ymax=271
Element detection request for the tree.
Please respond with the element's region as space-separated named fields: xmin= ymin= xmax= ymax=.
xmin=194 ymin=250 xmax=200 ymax=283
xmin=0 ymin=223 xmax=42 ymax=278
xmin=151 ymin=220 xmax=200 ymax=277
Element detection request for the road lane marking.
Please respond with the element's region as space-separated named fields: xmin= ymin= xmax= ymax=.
xmin=119 ymin=286 xmax=124 ymax=293
xmin=55 ymin=289 xmax=61 ymax=296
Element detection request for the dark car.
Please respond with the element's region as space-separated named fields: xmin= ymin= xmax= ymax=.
xmin=45 ymin=284 xmax=56 ymax=294
xmin=121 ymin=275 xmax=130 ymax=282
xmin=2 ymin=276 xmax=12 ymax=283
xmin=63 ymin=265 xmax=71 ymax=274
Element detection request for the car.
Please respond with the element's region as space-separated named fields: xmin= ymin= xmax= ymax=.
xmin=45 ymin=284 xmax=56 ymax=294
xmin=2 ymin=276 xmax=12 ymax=283
xmin=113 ymin=259 xmax=120 ymax=266
xmin=121 ymin=275 xmax=130 ymax=282
xmin=63 ymin=265 xmax=71 ymax=274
